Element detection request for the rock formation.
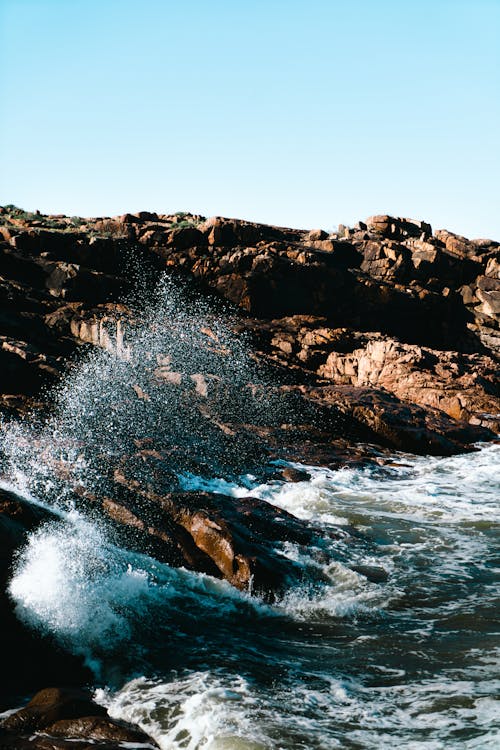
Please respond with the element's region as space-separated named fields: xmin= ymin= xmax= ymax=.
xmin=0 ymin=205 xmax=498 ymax=735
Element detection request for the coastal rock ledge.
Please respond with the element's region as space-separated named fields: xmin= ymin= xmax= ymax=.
xmin=0 ymin=206 xmax=498 ymax=722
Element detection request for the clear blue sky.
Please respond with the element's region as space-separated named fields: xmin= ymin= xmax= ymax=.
xmin=1 ymin=0 xmax=499 ymax=238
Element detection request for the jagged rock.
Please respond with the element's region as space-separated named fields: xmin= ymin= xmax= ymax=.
xmin=0 ymin=336 xmax=63 ymax=394
xmin=298 ymin=385 xmax=491 ymax=456
xmin=316 ymin=336 xmax=499 ymax=430
xmin=306 ymin=229 xmax=329 ymax=241
xmin=0 ymin=206 xmax=498 ymax=612
xmin=199 ymin=216 xmax=265 ymax=246
xmin=365 ymin=215 xmax=432 ymax=240
xmin=476 ymin=275 xmax=500 ymax=317
xmin=104 ymin=474 xmax=322 ymax=596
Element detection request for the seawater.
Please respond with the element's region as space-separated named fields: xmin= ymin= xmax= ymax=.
xmin=1 ymin=275 xmax=499 ymax=748
xmin=3 ymin=445 xmax=499 ymax=749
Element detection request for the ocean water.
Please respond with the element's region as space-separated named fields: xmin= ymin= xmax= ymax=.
xmin=3 ymin=446 xmax=499 ymax=749
xmin=1 ymin=276 xmax=499 ymax=748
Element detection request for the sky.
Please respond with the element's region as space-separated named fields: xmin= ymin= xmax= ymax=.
xmin=0 ymin=0 xmax=499 ymax=238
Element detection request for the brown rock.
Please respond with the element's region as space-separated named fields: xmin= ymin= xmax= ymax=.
xmin=1 ymin=688 xmax=106 ymax=733
xmin=44 ymin=715 xmax=152 ymax=744
xmin=299 ymin=384 xmax=493 ymax=455
xmin=281 ymin=467 xmax=311 ymax=482
xmin=306 ymin=229 xmax=329 ymax=241
xmin=165 ymin=225 xmax=206 ymax=249
xmin=199 ymin=216 xmax=263 ymax=246
xmin=108 ymin=472 xmax=319 ymax=595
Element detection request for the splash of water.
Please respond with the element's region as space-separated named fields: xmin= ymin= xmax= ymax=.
xmin=0 ymin=274 xmax=288 ymax=509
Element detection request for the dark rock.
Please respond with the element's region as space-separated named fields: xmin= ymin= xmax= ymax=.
xmin=281 ymin=467 xmax=311 ymax=482
xmin=0 ymin=688 xmax=158 ymax=748
xmin=43 ymin=715 xmax=152 ymax=744
xmin=1 ymin=688 xmax=105 ymax=733
xmin=164 ymin=225 xmax=206 ymax=249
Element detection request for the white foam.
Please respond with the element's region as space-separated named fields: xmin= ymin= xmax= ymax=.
xmin=179 ymin=443 xmax=500 ymax=527
xmin=8 ymin=514 xmax=153 ymax=673
xmin=7 ymin=498 xmax=278 ymax=680
xmin=96 ymin=665 xmax=500 ymax=750
xmin=96 ymin=673 xmax=267 ymax=750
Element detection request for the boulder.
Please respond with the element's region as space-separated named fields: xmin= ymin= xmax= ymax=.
xmin=306 ymin=229 xmax=329 ymax=241
xmin=103 ymin=475 xmax=321 ymax=596
xmin=0 ymin=687 xmax=158 ymax=748
xmin=165 ymin=225 xmax=206 ymax=249
xmin=199 ymin=216 xmax=265 ymax=246
xmin=1 ymin=688 xmax=105 ymax=733
xmin=44 ymin=715 xmax=152 ymax=744
xmin=476 ymin=275 xmax=500 ymax=317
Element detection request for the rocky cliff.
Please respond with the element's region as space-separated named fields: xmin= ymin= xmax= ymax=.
xmin=1 ymin=206 xmax=498 ymax=437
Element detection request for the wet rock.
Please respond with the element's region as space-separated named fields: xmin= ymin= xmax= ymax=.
xmin=1 ymin=688 xmax=105 ymax=733
xmin=106 ymin=474 xmax=321 ymax=596
xmin=281 ymin=467 xmax=311 ymax=482
xmin=45 ymin=715 xmax=153 ymax=744
xmin=0 ymin=688 xmax=158 ymax=748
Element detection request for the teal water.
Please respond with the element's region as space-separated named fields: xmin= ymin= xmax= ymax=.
xmin=3 ymin=443 xmax=499 ymax=749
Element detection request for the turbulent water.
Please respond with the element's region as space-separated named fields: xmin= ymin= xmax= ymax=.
xmin=1 ymin=276 xmax=499 ymax=749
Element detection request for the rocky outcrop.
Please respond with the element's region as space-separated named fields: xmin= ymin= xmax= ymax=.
xmin=242 ymin=317 xmax=499 ymax=432
xmin=0 ymin=203 xmax=498 ymax=714
xmin=348 ymin=215 xmax=499 ymax=353
xmin=0 ymin=205 xmax=496 ymax=482
xmin=0 ymin=687 xmax=158 ymax=748
xmin=1 ymin=206 xmax=497 ymax=437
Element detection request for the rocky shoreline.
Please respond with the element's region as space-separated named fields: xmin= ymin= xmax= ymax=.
xmin=0 ymin=205 xmax=498 ymax=747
